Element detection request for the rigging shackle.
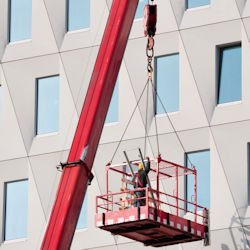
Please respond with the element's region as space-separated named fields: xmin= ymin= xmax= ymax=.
xmin=147 ymin=65 xmax=153 ymax=81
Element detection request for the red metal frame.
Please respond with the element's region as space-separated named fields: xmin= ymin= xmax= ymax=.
xmin=105 ymin=157 xmax=199 ymax=214
xmin=95 ymin=157 xmax=209 ymax=247
xmin=105 ymin=156 xmax=199 ymax=217
xmin=41 ymin=1 xmax=139 ymax=249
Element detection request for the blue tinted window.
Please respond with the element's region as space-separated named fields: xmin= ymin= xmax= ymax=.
xmin=187 ymin=0 xmax=210 ymax=8
xmin=36 ymin=76 xmax=59 ymax=135
xmin=186 ymin=151 xmax=210 ymax=211
xmin=4 ymin=180 xmax=28 ymax=241
xmin=76 ymin=193 xmax=87 ymax=229
xmin=156 ymin=54 xmax=179 ymax=114
xmin=218 ymin=45 xmax=242 ymax=104
xmin=67 ymin=0 xmax=90 ymax=31
xmin=9 ymin=0 xmax=32 ymax=42
xmin=135 ymin=0 xmax=147 ymax=19
xmin=105 ymin=80 xmax=119 ymax=123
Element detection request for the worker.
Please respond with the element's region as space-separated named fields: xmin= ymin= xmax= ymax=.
xmin=133 ymin=157 xmax=150 ymax=207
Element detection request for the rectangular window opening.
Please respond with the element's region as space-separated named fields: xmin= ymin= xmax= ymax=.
xmin=4 ymin=179 xmax=29 ymax=241
xmin=9 ymin=0 xmax=32 ymax=42
xmin=67 ymin=0 xmax=90 ymax=31
xmin=185 ymin=150 xmax=210 ymax=212
xmin=217 ymin=44 xmax=242 ymax=104
xmin=187 ymin=0 xmax=210 ymax=9
xmin=36 ymin=75 xmax=60 ymax=135
xmin=155 ymin=54 xmax=179 ymax=114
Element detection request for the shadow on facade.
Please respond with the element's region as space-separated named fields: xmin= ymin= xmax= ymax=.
xmin=220 ymin=214 xmax=250 ymax=250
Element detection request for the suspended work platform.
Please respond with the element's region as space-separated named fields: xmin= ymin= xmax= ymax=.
xmin=95 ymin=156 xmax=209 ymax=247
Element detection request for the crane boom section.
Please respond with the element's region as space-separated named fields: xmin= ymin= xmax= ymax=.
xmin=41 ymin=0 xmax=139 ymax=249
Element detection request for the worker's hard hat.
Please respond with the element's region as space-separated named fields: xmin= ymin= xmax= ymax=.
xmin=138 ymin=163 xmax=143 ymax=170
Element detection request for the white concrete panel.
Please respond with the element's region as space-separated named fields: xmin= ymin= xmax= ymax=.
xmin=180 ymin=20 xmax=242 ymax=122
xmin=26 ymin=165 xmax=47 ymax=250
xmin=2 ymin=0 xmax=58 ymax=62
xmin=61 ymin=1 xmax=108 ymax=52
xmin=242 ymin=0 xmax=250 ymax=18
xmin=242 ymin=226 xmax=250 ymax=247
xmin=154 ymin=133 xmax=185 ymax=166
xmin=181 ymin=227 xmax=246 ymax=250
xmin=181 ymin=0 xmax=240 ymax=30
xmin=235 ymin=0 xmax=247 ymax=15
xmin=101 ymin=63 xmax=146 ymax=144
xmin=117 ymin=241 xmax=165 ymax=250
xmin=93 ymin=142 xmax=120 ymax=195
xmin=178 ymin=127 xmax=210 ymax=153
xmin=0 ymin=66 xmax=27 ymax=161
xmin=29 ymin=152 xmax=65 ymax=221
xmin=87 ymin=246 xmax=117 ymax=250
xmin=211 ymin=121 xmax=250 ymax=219
xmin=43 ymin=0 xmax=66 ymax=49
xmin=242 ymin=17 xmax=250 ymax=42
xmin=210 ymin=133 xmax=238 ymax=230
xmin=170 ymin=0 xmax=186 ymax=27
xmin=60 ymin=46 xmax=99 ymax=108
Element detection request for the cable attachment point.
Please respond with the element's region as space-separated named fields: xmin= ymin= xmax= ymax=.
xmin=57 ymin=160 xmax=94 ymax=185
xmin=147 ymin=65 xmax=153 ymax=81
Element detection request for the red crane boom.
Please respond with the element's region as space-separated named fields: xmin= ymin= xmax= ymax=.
xmin=41 ymin=0 xmax=139 ymax=249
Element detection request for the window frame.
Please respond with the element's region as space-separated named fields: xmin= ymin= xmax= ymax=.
xmin=154 ymin=53 xmax=180 ymax=115
xmin=35 ymin=75 xmax=60 ymax=136
xmin=66 ymin=0 xmax=90 ymax=32
xmin=3 ymin=179 xmax=29 ymax=241
xmin=185 ymin=149 xmax=210 ymax=211
xmin=216 ymin=42 xmax=242 ymax=105
xmin=186 ymin=0 xmax=210 ymax=9
xmin=8 ymin=0 xmax=32 ymax=42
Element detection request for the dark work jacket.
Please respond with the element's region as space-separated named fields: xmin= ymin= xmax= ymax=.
xmin=133 ymin=161 xmax=151 ymax=188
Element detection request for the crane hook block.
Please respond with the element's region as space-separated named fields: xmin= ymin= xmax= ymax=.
xmin=143 ymin=4 xmax=157 ymax=37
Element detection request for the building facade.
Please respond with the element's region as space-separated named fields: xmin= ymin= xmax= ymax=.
xmin=0 ymin=0 xmax=249 ymax=249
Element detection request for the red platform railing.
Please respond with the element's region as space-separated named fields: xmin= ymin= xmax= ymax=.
xmin=96 ymin=187 xmax=208 ymax=225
